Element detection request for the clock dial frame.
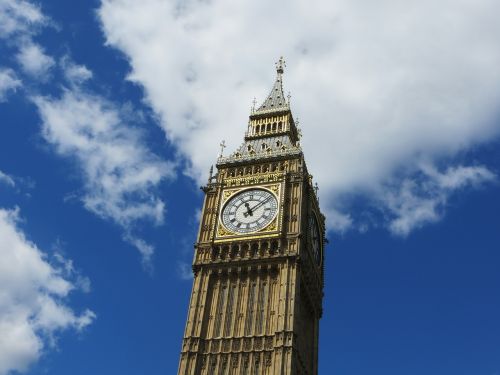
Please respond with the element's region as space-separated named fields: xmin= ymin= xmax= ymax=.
xmin=221 ymin=188 xmax=279 ymax=234
xmin=309 ymin=213 xmax=322 ymax=266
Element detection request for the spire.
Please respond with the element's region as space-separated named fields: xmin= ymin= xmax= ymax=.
xmin=253 ymin=57 xmax=289 ymax=115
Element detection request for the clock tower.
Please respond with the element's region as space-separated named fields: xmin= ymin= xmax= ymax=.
xmin=178 ymin=58 xmax=326 ymax=375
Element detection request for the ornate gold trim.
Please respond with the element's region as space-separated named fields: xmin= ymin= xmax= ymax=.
xmin=215 ymin=183 xmax=283 ymax=241
xmin=223 ymin=171 xmax=285 ymax=187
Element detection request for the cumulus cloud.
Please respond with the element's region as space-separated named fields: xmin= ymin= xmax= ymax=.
xmin=0 ymin=68 xmax=21 ymax=101
xmin=0 ymin=207 xmax=95 ymax=375
xmin=99 ymin=0 xmax=500 ymax=234
xmin=33 ymin=60 xmax=175 ymax=262
xmin=16 ymin=41 xmax=54 ymax=78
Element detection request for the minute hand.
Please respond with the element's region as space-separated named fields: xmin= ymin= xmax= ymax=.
xmin=245 ymin=195 xmax=272 ymax=216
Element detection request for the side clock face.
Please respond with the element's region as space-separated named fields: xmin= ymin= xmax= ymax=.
xmin=309 ymin=213 xmax=322 ymax=266
xmin=221 ymin=189 xmax=278 ymax=234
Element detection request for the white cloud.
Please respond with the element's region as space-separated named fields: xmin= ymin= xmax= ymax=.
xmin=0 ymin=0 xmax=46 ymax=38
xmin=177 ymin=261 xmax=193 ymax=281
xmin=0 ymin=207 xmax=95 ymax=375
xmin=0 ymin=68 xmax=21 ymax=101
xmin=1 ymin=1 xmax=53 ymax=81
xmin=61 ymin=56 xmax=93 ymax=85
xmin=123 ymin=234 xmax=154 ymax=269
xmin=1 ymin=0 xmax=53 ymax=79
xmin=16 ymin=42 xmax=54 ymax=78
xmin=325 ymin=208 xmax=353 ymax=234
xmin=380 ymin=163 xmax=496 ymax=236
xmin=1 ymin=0 xmax=174 ymax=262
xmin=33 ymin=61 xmax=175 ymax=262
xmin=0 ymin=169 xmax=15 ymax=187
xmin=98 ymin=0 xmax=500 ymax=235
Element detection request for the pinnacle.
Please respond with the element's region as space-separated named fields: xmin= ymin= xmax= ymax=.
xmin=253 ymin=57 xmax=289 ymax=115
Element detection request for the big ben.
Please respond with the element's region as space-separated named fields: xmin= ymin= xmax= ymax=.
xmin=178 ymin=58 xmax=326 ymax=375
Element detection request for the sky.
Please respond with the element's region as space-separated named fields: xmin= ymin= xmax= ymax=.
xmin=0 ymin=0 xmax=499 ymax=374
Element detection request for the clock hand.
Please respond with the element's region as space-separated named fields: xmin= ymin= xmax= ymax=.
xmin=244 ymin=202 xmax=253 ymax=217
xmin=244 ymin=197 xmax=268 ymax=218
xmin=247 ymin=195 xmax=272 ymax=214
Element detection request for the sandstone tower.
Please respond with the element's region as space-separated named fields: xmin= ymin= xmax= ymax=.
xmin=178 ymin=58 xmax=326 ymax=375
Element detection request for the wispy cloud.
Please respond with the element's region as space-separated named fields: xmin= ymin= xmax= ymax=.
xmin=99 ymin=0 xmax=500 ymax=235
xmin=16 ymin=41 xmax=54 ymax=78
xmin=0 ymin=68 xmax=21 ymax=101
xmin=123 ymin=233 xmax=155 ymax=270
xmin=0 ymin=0 xmax=50 ymax=82
xmin=33 ymin=59 xmax=175 ymax=263
xmin=0 ymin=207 xmax=95 ymax=375
xmin=380 ymin=163 xmax=496 ymax=236
xmin=2 ymin=0 xmax=177 ymax=264
xmin=0 ymin=0 xmax=47 ymax=39
xmin=61 ymin=55 xmax=92 ymax=85
xmin=0 ymin=169 xmax=15 ymax=187
xmin=177 ymin=261 xmax=193 ymax=281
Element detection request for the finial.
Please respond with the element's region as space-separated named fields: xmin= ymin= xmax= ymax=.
xmin=287 ymin=91 xmax=291 ymax=105
xmin=219 ymin=140 xmax=226 ymax=158
xmin=275 ymin=56 xmax=286 ymax=74
xmin=251 ymin=97 xmax=257 ymax=113
xmin=208 ymin=165 xmax=213 ymax=183
xmin=314 ymin=182 xmax=319 ymax=200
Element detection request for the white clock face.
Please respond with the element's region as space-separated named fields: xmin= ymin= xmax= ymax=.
xmin=221 ymin=189 xmax=278 ymax=234
xmin=309 ymin=214 xmax=321 ymax=266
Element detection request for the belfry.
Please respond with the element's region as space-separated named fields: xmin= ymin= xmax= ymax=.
xmin=178 ymin=58 xmax=326 ymax=375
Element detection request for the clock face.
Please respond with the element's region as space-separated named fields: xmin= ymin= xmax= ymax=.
xmin=221 ymin=188 xmax=278 ymax=234
xmin=309 ymin=213 xmax=322 ymax=266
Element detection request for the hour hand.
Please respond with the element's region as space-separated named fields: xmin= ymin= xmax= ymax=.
xmin=243 ymin=202 xmax=253 ymax=217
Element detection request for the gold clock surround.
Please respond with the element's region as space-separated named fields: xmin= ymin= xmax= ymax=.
xmin=216 ymin=183 xmax=284 ymax=241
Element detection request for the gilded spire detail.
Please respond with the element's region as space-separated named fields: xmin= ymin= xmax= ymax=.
xmin=275 ymin=56 xmax=286 ymax=74
xmin=254 ymin=57 xmax=289 ymax=114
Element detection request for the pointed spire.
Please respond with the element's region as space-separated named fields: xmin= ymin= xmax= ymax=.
xmin=254 ymin=57 xmax=289 ymax=115
xmin=275 ymin=56 xmax=286 ymax=74
xmin=208 ymin=165 xmax=213 ymax=183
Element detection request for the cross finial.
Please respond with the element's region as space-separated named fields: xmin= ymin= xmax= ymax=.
xmin=275 ymin=56 xmax=286 ymax=74
xmin=219 ymin=140 xmax=226 ymax=158
xmin=251 ymin=97 xmax=257 ymax=113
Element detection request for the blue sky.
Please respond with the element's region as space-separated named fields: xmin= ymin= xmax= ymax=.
xmin=0 ymin=0 xmax=499 ymax=374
